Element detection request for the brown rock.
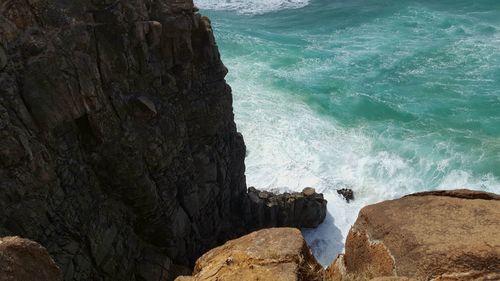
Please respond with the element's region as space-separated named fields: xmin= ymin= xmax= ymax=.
xmin=303 ymin=187 xmax=317 ymax=196
xmin=175 ymin=228 xmax=324 ymax=281
xmin=327 ymin=189 xmax=500 ymax=281
xmin=0 ymin=236 xmax=62 ymax=281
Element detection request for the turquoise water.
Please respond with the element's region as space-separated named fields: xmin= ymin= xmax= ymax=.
xmin=197 ymin=0 xmax=500 ymax=265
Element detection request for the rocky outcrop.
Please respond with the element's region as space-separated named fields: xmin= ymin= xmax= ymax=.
xmin=0 ymin=0 xmax=326 ymax=280
xmin=336 ymin=188 xmax=354 ymax=202
xmin=244 ymin=187 xmax=327 ymax=229
xmin=326 ymin=189 xmax=500 ymax=281
xmin=0 ymin=236 xmax=62 ymax=281
xmin=0 ymin=0 xmax=247 ymax=279
xmin=175 ymin=228 xmax=324 ymax=281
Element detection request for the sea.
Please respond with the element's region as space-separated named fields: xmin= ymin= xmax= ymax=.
xmin=195 ymin=0 xmax=500 ymax=265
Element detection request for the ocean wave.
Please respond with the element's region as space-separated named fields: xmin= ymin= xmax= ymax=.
xmin=210 ymin=0 xmax=500 ymax=266
xmin=195 ymin=0 xmax=309 ymax=14
xmin=225 ymin=53 xmax=500 ymax=266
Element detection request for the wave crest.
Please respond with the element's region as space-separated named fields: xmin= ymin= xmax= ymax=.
xmin=195 ymin=0 xmax=309 ymax=15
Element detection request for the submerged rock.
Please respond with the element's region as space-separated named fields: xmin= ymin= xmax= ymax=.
xmin=326 ymin=189 xmax=500 ymax=281
xmin=0 ymin=236 xmax=63 ymax=281
xmin=175 ymin=228 xmax=324 ymax=281
xmin=244 ymin=187 xmax=327 ymax=229
xmin=336 ymin=188 xmax=354 ymax=202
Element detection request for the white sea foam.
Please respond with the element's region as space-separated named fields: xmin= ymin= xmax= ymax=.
xmin=195 ymin=0 xmax=309 ymax=14
xmin=226 ymin=55 xmax=500 ymax=266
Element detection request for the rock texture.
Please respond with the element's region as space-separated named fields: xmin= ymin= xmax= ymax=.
xmin=0 ymin=236 xmax=63 ymax=281
xmin=244 ymin=187 xmax=327 ymax=229
xmin=0 ymin=0 xmax=247 ymax=279
xmin=175 ymin=228 xmax=324 ymax=281
xmin=0 ymin=0 xmax=326 ymax=280
xmin=326 ymin=189 xmax=500 ymax=281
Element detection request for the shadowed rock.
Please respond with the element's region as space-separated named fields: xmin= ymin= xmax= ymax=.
xmin=0 ymin=0 xmax=246 ymax=279
xmin=337 ymin=188 xmax=354 ymax=202
xmin=244 ymin=187 xmax=327 ymax=229
xmin=0 ymin=1 xmax=329 ymax=280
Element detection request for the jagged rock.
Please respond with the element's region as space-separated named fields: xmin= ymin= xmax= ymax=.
xmin=336 ymin=188 xmax=354 ymax=202
xmin=0 ymin=44 xmax=6 ymax=70
xmin=0 ymin=0 xmax=247 ymax=280
xmin=244 ymin=187 xmax=327 ymax=229
xmin=175 ymin=228 xmax=324 ymax=281
xmin=0 ymin=236 xmax=63 ymax=281
xmin=326 ymin=189 xmax=500 ymax=281
xmin=0 ymin=1 xmax=329 ymax=280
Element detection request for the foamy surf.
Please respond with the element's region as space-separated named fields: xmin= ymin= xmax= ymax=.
xmin=195 ymin=0 xmax=309 ymax=14
xmin=224 ymin=52 xmax=500 ymax=266
xmin=201 ymin=0 xmax=500 ymax=267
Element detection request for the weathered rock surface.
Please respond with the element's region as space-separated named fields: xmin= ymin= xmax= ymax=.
xmin=0 ymin=236 xmax=62 ymax=281
xmin=175 ymin=228 xmax=324 ymax=281
xmin=0 ymin=0 xmax=247 ymax=279
xmin=326 ymin=189 xmax=500 ymax=281
xmin=0 ymin=0 xmax=326 ymax=280
xmin=244 ymin=187 xmax=327 ymax=229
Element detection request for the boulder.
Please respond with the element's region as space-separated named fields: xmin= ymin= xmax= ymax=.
xmin=326 ymin=189 xmax=500 ymax=281
xmin=243 ymin=187 xmax=327 ymax=229
xmin=175 ymin=228 xmax=324 ymax=281
xmin=0 ymin=236 xmax=62 ymax=281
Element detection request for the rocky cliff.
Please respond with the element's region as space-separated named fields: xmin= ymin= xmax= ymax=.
xmin=1 ymin=0 xmax=246 ymax=279
xmin=0 ymin=0 xmax=326 ymax=280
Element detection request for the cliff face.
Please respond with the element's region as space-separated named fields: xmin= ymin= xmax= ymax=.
xmin=0 ymin=0 xmax=246 ymax=279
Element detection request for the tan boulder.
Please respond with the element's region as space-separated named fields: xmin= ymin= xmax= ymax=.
xmin=0 ymin=236 xmax=62 ymax=281
xmin=327 ymin=189 xmax=500 ymax=281
xmin=176 ymin=228 xmax=324 ymax=281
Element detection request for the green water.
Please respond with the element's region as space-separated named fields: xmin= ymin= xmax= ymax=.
xmin=197 ymin=0 xmax=500 ymax=264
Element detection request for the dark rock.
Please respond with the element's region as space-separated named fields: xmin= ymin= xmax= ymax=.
xmin=0 ymin=0 xmax=247 ymax=280
xmin=337 ymin=188 xmax=354 ymax=202
xmin=0 ymin=1 xmax=327 ymax=280
xmin=244 ymin=187 xmax=327 ymax=229
xmin=0 ymin=44 xmax=6 ymax=70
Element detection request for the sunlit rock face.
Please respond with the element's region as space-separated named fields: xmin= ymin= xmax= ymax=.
xmin=326 ymin=189 xmax=500 ymax=281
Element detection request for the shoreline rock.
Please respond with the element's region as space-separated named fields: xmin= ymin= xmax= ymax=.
xmin=327 ymin=189 xmax=500 ymax=281
xmin=175 ymin=228 xmax=324 ymax=281
xmin=336 ymin=188 xmax=354 ymax=202
xmin=243 ymin=187 xmax=327 ymax=229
